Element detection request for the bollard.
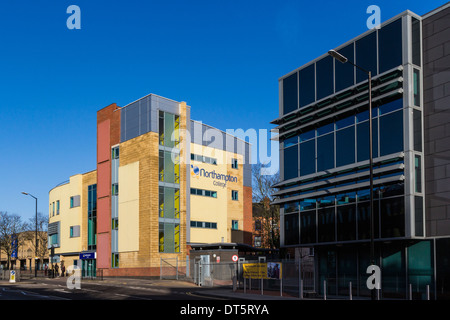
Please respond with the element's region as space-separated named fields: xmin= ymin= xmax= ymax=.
xmin=349 ymin=281 xmax=352 ymax=300
xmin=324 ymin=280 xmax=327 ymax=300
xmin=426 ymin=285 xmax=430 ymax=300
xmin=409 ymin=284 xmax=412 ymax=300
xmin=300 ymin=279 xmax=303 ymax=299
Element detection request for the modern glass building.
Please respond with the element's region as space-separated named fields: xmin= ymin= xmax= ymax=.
xmin=273 ymin=4 xmax=450 ymax=299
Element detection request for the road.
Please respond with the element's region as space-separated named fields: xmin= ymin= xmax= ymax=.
xmin=0 ymin=277 xmax=228 ymax=301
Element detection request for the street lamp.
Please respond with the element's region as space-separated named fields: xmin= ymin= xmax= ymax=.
xmin=22 ymin=192 xmax=38 ymax=278
xmin=328 ymin=50 xmax=376 ymax=300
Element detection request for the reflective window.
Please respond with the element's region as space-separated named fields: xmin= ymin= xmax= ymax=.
xmin=380 ymin=196 xmax=405 ymax=238
xmin=336 ymin=126 xmax=355 ymax=167
xmin=355 ymin=31 xmax=377 ymax=83
xmin=317 ymin=122 xmax=334 ymax=136
xmin=299 ymin=64 xmax=315 ymax=107
xmin=284 ymin=145 xmax=299 ymax=180
xmin=379 ymin=98 xmax=402 ymax=115
xmin=300 ymin=210 xmax=316 ymax=244
xmin=356 ymin=119 xmax=378 ymax=162
xmin=299 ymin=140 xmax=315 ymax=176
xmin=379 ymin=110 xmax=403 ymax=156
xmin=337 ymin=204 xmax=357 ymax=241
xmin=413 ymin=109 xmax=422 ymax=152
xmin=412 ymin=18 xmax=421 ymax=66
xmin=283 ymin=72 xmax=298 ymax=115
xmin=335 ymin=43 xmax=355 ymax=92
xmin=318 ymin=207 xmax=335 ymax=242
xmin=285 ymin=213 xmax=299 ymax=245
xmin=357 ymin=200 xmax=379 ymax=240
xmin=284 ymin=201 xmax=299 ymax=213
xmin=413 ymin=69 xmax=420 ymax=106
xmin=415 ymin=155 xmax=422 ymax=193
xmin=317 ymin=133 xmax=334 ymax=172
xmin=335 ymin=116 xmax=354 ymax=130
xmin=283 ymin=135 xmax=298 ymax=148
xmin=378 ymin=18 xmax=403 ymax=73
xmin=316 ymin=56 xmax=334 ymax=100
xmin=300 ymin=198 xmax=316 ymax=211
xmin=415 ymin=196 xmax=423 ymax=236
xmin=299 ymin=130 xmax=315 ymax=142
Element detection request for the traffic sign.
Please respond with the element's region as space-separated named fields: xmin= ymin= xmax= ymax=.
xmin=232 ymin=255 xmax=238 ymax=262
xmin=9 ymin=270 xmax=16 ymax=283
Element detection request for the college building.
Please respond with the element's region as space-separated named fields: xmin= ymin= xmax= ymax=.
xmin=273 ymin=3 xmax=450 ymax=299
xmin=48 ymin=93 xmax=252 ymax=277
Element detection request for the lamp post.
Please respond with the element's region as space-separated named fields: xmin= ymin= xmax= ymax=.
xmin=22 ymin=192 xmax=38 ymax=278
xmin=328 ymin=50 xmax=376 ymax=300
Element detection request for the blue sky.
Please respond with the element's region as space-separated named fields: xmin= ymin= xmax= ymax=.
xmin=0 ymin=0 xmax=445 ymax=222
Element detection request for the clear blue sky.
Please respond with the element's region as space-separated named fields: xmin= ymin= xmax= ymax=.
xmin=0 ymin=0 xmax=445 ymax=222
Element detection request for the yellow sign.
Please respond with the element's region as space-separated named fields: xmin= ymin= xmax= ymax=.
xmin=9 ymin=270 xmax=16 ymax=283
xmin=243 ymin=262 xmax=282 ymax=279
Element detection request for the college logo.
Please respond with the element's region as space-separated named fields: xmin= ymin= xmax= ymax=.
xmin=191 ymin=165 xmax=200 ymax=178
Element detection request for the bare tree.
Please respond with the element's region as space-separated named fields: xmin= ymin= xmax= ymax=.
xmin=252 ymin=163 xmax=280 ymax=249
xmin=28 ymin=212 xmax=48 ymax=269
xmin=0 ymin=212 xmax=29 ymax=269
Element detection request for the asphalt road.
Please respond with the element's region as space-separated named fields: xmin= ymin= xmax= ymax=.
xmin=0 ymin=277 xmax=227 ymax=301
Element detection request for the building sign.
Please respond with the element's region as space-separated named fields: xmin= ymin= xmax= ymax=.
xmin=79 ymin=252 xmax=96 ymax=260
xmin=243 ymin=262 xmax=282 ymax=279
xmin=11 ymin=235 xmax=18 ymax=259
xmin=191 ymin=165 xmax=238 ymax=188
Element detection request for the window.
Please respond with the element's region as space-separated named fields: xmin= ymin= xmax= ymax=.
xmin=231 ymin=158 xmax=238 ymax=169
xmin=232 ymin=190 xmax=239 ymax=201
xmin=70 ymin=195 xmax=80 ymax=208
xmin=283 ymin=145 xmax=299 ymax=179
xmin=413 ymin=109 xmax=422 ymax=152
xmin=316 ymin=56 xmax=334 ymax=100
xmin=356 ymin=118 xmax=378 ymax=162
xmin=285 ymin=212 xmax=299 ymax=245
xmin=111 ymin=183 xmax=119 ymax=196
xmin=415 ymin=155 xmax=422 ymax=193
xmin=112 ymin=146 xmax=119 ymax=159
xmin=380 ymin=196 xmax=405 ymax=238
xmin=160 ymin=187 xmax=181 ymax=219
xmin=159 ymin=150 xmax=180 ymax=184
xmin=379 ymin=110 xmax=403 ymax=156
xmin=52 ymin=202 xmax=55 ymax=216
xmin=337 ymin=204 xmax=357 ymax=241
xmin=112 ymin=253 xmax=119 ymax=268
xmin=159 ymin=111 xmax=180 ymax=148
xmin=56 ymin=200 xmax=60 ymax=215
xmin=191 ymin=153 xmax=217 ymax=165
xmin=378 ymin=18 xmax=403 ymax=73
xmin=413 ymin=69 xmax=420 ymax=106
xmin=412 ymin=18 xmax=421 ymax=66
xmin=190 ymin=188 xmax=217 ymax=198
xmin=355 ymin=31 xmax=377 ymax=83
xmin=254 ymin=236 xmax=262 ymax=247
xmin=283 ymin=72 xmax=298 ymax=115
xmin=299 ymin=64 xmax=315 ymax=107
xmin=159 ymin=223 xmax=180 ymax=253
xmin=70 ymin=225 xmax=80 ymax=238
xmin=336 ymin=125 xmax=355 ymax=167
xmin=317 ymin=132 xmax=334 ymax=172
xmin=299 ymin=139 xmax=315 ymax=176
xmin=232 ymin=220 xmax=239 ymax=230
xmin=190 ymin=221 xmax=217 ymax=229
xmin=112 ymin=218 xmax=118 ymax=230
xmin=335 ymin=43 xmax=355 ymax=92
xmin=300 ymin=210 xmax=316 ymax=244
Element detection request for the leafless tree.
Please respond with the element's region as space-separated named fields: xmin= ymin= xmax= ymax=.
xmin=0 ymin=212 xmax=29 ymax=269
xmin=252 ymin=163 xmax=280 ymax=249
xmin=28 ymin=212 xmax=48 ymax=269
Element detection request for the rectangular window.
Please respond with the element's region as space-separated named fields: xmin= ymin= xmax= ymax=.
xmin=56 ymin=200 xmax=60 ymax=215
xmin=357 ymin=118 xmax=378 ymax=162
xmin=413 ymin=69 xmax=421 ymax=106
xmin=111 ymin=183 xmax=119 ymax=196
xmin=111 ymin=146 xmax=119 ymax=159
xmin=300 ymin=210 xmax=316 ymax=244
xmin=232 ymin=190 xmax=239 ymax=201
xmin=283 ymin=145 xmax=299 ymax=180
xmin=355 ymin=31 xmax=377 ymax=83
xmin=70 ymin=195 xmax=80 ymax=208
xmin=299 ymin=139 xmax=315 ymax=176
xmin=378 ymin=18 xmax=403 ymax=73
xmin=285 ymin=212 xmax=299 ymax=245
xmin=334 ymin=43 xmax=355 ymax=92
xmin=190 ymin=221 xmax=217 ymax=229
xmin=379 ymin=110 xmax=403 ymax=156
xmin=159 ymin=223 xmax=180 ymax=253
xmin=231 ymin=158 xmax=238 ymax=169
xmin=232 ymin=220 xmax=239 ymax=230
xmin=191 ymin=153 xmax=217 ymax=165
xmin=412 ymin=18 xmax=421 ymax=67
xmin=111 ymin=218 xmax=118 ymax=230
xmin=413 ymin=109 xmax=422 ymax=152
xmin=415 ymin=155 xmax=422 ymax=193
xmin=70 ymin=225 xmax=80 ymax=238
xmin=52 ymin=202 xmax=55 ymax=216
xmin=317 ymin=132 xmax=334 ymax=172
xmin=190 ymin=188 xmax=217 ymax=199
xmin=316 ymin=55 xmax=334 ymax=100
xmin=283 ymin=72 xmax=298 ymax=115
xmin=336 ymin=125 xmax=355 ymax=167
xmin=112 ymin=253 xmax=119 ymax=268
xmin=70 ymin=197 xmax=73 ymax=208
xmin=299 ymin=64 xmax=315 ymax=107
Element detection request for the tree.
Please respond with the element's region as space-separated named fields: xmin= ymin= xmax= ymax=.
xmin=28 ymin=212 xmax=48 ymax=269
xmin=0 ymin=212 xmax=29 ymax=269
xmin=252 ymin=163 xmax=280 ymax=249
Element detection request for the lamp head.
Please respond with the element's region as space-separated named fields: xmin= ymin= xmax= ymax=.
xmin=328 ymin=50 xmax=348 ymax=63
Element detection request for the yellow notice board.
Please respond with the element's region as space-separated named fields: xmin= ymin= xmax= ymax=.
xmin=243 ymin=262 xmax=282 ymax=279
